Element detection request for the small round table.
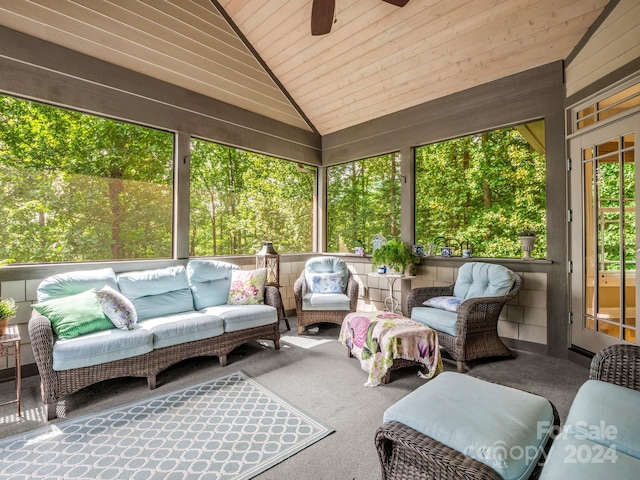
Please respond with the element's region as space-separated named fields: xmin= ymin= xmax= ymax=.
xmin=367 ymin=273 xmax=416 ymax=312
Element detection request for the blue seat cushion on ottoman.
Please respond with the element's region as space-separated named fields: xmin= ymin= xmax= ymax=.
xmin=562 ymin=379 xmax=640 ymax=460
xmin=411 ymin=306 xmax=458 ymax=336
xmin=383 ymin=372 xmax=555 ymax=480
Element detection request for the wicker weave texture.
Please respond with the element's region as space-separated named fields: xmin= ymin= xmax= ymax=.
xmin=589 ymin=343 xmax=640 ymax=391
xmin=407 ymin=272 xmax=521 ymax=371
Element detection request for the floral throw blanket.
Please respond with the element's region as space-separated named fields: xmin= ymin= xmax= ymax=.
xmin=339 ymin=311 xmax=443 ymax=387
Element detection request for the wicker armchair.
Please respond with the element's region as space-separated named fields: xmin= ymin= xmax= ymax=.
xmin=589 ymin=343 xmax=640 ymax=390
xmin=293 ymin=256 xmax=358 ymax=334
xmin=407 ymin=262 xmax=521 ymax=372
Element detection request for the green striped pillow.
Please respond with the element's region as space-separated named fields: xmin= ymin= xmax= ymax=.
xmin=33 ymin=289 xmax=113 ymax=340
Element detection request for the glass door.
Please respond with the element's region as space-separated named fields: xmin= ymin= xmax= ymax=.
xmin=570 ymin=116 xmax=639 ymax=352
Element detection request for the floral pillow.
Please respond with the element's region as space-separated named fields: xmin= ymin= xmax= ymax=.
xmin=227 ymin=268 xmax=267 ymax=305
xmin=308 ymin=272 xmax=343 ymax=294
xmin=423 ymin=296 xmax=462 ymax=313
xmin=95 ymin=285 xmax=137 ymax=330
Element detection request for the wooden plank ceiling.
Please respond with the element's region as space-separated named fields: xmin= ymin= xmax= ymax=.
xmin=0 ymin=0 xmax=609 ymax=136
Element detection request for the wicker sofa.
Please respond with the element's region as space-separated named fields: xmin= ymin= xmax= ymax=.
xmin=29 ymin=260 xmax=282 ymax=420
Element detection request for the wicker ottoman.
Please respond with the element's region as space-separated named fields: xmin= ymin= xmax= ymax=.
xmin=376 ymin=372 xmax=559 ymax=480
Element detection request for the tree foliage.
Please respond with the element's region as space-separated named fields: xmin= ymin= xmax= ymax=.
xmin=415 ymin=127 xmax=546 ymax=258
xmin=0 ymin=95 xmax=173 ymax=263
xmin=189 ymin=139 xmax=314 ymax=256
xmin=327 ymin=153 xmax=401 ymax=252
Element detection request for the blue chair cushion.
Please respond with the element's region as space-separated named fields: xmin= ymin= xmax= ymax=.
xmin=540 ymin=434 xmax=635 ymax=479
xmin=302 ymin=293 xmax=351 ymax=311
xmin=411 ymin=306 xmax=458 ymax=336
xmin=384 ymin=372 xmax=554 ymax=480
xmin=563 ymin=379 xmax=640 ymax=460
xmin=304 ymin=256 xmax=349 ymax=292
xmin=453 ymin=262 xmax=515 ymax=300
xmin=118 ymin=266 xmax=194 ymax=320
xmin=186 ymin=259 xmax=238 ymax=309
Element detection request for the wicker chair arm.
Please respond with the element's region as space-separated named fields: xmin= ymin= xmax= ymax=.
xmin=28 ymin=309 xmax=59 ymax=405
xmin=407 ymin=285 xmax=454 ymax=316
xmin=589 ymin=344 xmax=640 ymax=391
xmin=264 ymin=285 xmax=283 ymax=321
xmin=345 ymin=275 xmax=359 ymax=311
xmin=375 ymin=421 xmax=502 ymax=480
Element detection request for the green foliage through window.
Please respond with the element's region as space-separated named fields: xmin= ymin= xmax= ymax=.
xmin=327 ymin=153 xmax=402 ymax=253
xmin=415 ymin=122 xmax=546 ymax=258
xmin=0 ymin=95 xmax=173 ymax=263
xmin=189 ymin=139 xmax=314 ymax=256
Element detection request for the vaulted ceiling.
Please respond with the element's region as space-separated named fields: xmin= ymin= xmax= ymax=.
xmin=0 ymin=0 xmax=610 ymax=136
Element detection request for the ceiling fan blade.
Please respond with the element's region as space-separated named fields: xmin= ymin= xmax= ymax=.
xmin=383 ymin=0 xmax=410 ymax=6
xmin=311 ymin=0 xmax=335 ymax=35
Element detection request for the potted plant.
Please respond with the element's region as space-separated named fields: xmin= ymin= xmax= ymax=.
xmin=517 ymin=228 xmax=538 ymax=260
xmin=372 ymin=238 xmax=420 ymax=275
xmin=0 ymin=297 xmax=17 ymax=336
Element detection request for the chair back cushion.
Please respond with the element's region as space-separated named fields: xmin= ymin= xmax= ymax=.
xmin=304 ymin=256 xmax=349 ymax=293
xmin=453 ymin=262 xmax=515 ymax=300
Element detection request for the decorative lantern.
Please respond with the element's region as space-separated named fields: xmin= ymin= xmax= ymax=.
xmin=256 ymin=241 xmax=280 ymax=286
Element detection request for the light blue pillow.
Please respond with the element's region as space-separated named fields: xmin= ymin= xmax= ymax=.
xmin=95 ymin=285 xmax=137 ymax=330
xmin=424 ymin=296 xmax=462 ymax=312
xmin=309 ymin=272 xmax=343 ymax=293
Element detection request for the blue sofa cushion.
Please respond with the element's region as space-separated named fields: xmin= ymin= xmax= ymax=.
xmin=563 ymin=379 xmax=640 ymax=460
xmin=186 ymin=259 xmax=238 ymax=309
xmin=384 ymin=372 xmax=554 ymax=480
xmin=411 ymin=306 xmax=458 ymax=336
xmin=118 ymin=266 xmax=194 ymax=320
xmin=453 ymin=262 xmax=515 ymax=300
xmin=52 ymin=325 xmax=153 ymax=371
xmin=37 ymin=268 xmax=119 ymax=302
xmin=137 ymin=311 xmax=224 ymax=349
xmin=201 ymin=304 xmax=277 ymax=333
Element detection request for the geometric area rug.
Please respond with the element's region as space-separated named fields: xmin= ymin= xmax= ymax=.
xmin=0 ymin=371 xmax=334 ymax=479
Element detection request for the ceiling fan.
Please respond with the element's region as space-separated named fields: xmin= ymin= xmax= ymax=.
xmin=311 ymin=0 xmax=410 ymax=36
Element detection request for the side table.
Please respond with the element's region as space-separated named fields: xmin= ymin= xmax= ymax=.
xmin=0 ymin=324 xmax=21 ymax=416
xmin=367 ymin=273 xmax=416 ymax=312
xmin=273 ymin=286 xmax=291 ymax=331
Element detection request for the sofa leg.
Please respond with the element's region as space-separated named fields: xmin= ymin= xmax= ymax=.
xmin=147 ymin=375 xmax=157 ymax=390
xmin=297 ymin=325 xmax=304 ymax=335
xmin=46 ymin=402 xmax=57 ymax=421
xmin=219 ymin=355 xmax=228 ymax=367
xmin=457 ymin=360 xmax=466 ymax=373
xmin=274 ymin=338 xmax=280 ymax=350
